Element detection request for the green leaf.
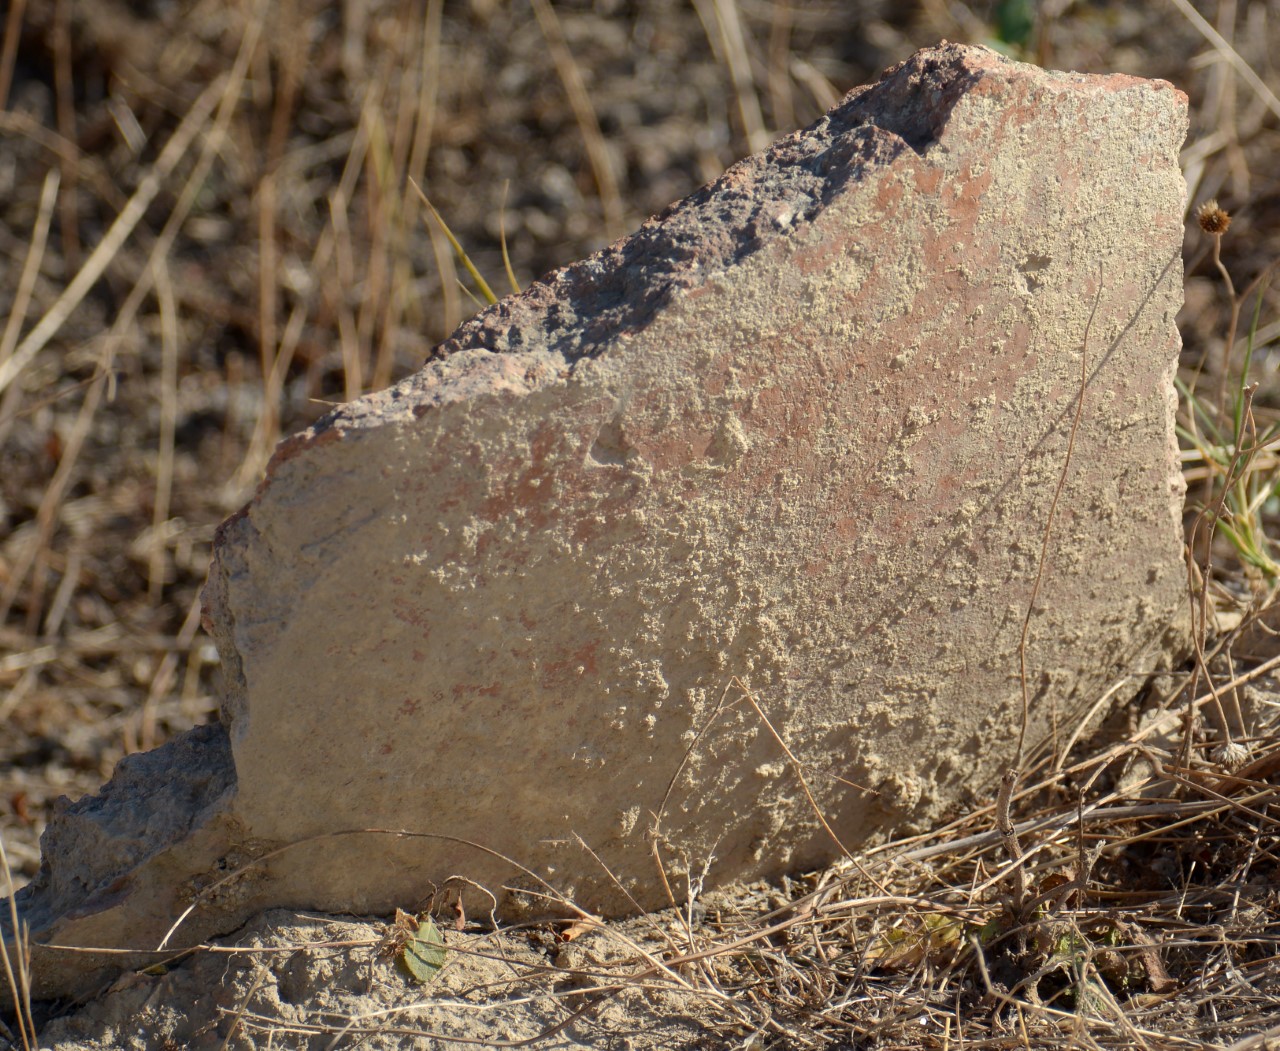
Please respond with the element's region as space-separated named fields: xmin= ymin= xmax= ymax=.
xmin=995 ymin=0 xmax=1036 ymax=48
xmin=398 ymin=913 xmax=447 ymax=984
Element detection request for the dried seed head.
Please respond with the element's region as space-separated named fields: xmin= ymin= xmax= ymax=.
xmin=1211 ymin=739 xmax=1250 ymax=772
xmin=1197 ymin=199 xmax=1231 ymax=235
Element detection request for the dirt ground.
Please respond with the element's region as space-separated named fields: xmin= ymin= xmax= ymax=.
xmin=4 ymin=1 xmax=1280 ymax=1048
xmin=34 ymin=908 xmax=722 ymax=1050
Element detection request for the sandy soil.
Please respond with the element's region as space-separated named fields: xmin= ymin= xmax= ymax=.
xmin=36 ymin=908 xmax=726 ymax=1050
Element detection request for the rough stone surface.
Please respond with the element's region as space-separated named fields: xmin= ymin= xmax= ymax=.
xmin=5 ymin=43 xmax=1190 ymax=1003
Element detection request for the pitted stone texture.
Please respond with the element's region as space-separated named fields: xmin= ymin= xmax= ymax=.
xmin=7 ymin=43 xmax=1190 ymax=1003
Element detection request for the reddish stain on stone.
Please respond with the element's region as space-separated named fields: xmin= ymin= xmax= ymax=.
xmin=450 ymin=682 xmax=502 ymax=701
xmin=540 ymin=641 xmax=600 ymax=691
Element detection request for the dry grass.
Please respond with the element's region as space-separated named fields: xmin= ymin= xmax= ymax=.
xmin=3 ymin=0 xmax=1280 ymax=1047
xmin=0 ymin=840 xmax=33 ymax=1051
xmin=19 ymin=668 xmax=1276 ymax=1048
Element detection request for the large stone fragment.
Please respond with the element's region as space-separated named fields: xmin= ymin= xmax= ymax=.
xmin=6 ymin=43 xmax=1189 ymax=1003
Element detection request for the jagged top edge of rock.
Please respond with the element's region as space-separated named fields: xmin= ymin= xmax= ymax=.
xmin=270 ymin=41 xmax=1183 ymax=456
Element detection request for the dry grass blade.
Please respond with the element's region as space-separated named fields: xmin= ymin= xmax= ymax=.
xmin=370 ymin=3 xmax=431 ymax=391
xmin=409 ymin=179 xmax=499 ymax=306
xmin=1226 ymin=1021 xmax=1280 ymax=1051
xmin=0 ymin=4 xmax=265 ymax=626
xmin=149 ymin=259 xmax=179 ymax=607
xmin=529 ymin=0 xmax=626 ymax=242
xmin=153 ymin=826 xmax=598 ymax=951
xmin=50 ymin=0 xmax=78 ymax=270
xmin=0 ymin=169 xmax=58 ymax=376
xmin=128 ymin=592 xmax=205 ymax=754
xmin=1164 ymin=0 xmax=1280 ymax=123
xmin=0 ymin=837 xmax=34 ymax=1051
xmin=406 ymin=0 xmax=442 ymax=187
xmin=0 ymin=73 xmax=225 ymax=398
xmin=218 ymin=962 xmax=270 ymax=1051
xmin=329 ymin=185 xmax=363 ymax=399
xmin=0 ymin=167 xmax=59 ymax=446
xmin=237 ymin=221 xmax=338 ymax=486
xmin=693 ymin=0 xmax=770 ymax=154
xmin=734 ymin=677 xmax=858 ymax=866
xmin=0 ymin=0 xmax=28 ymax=111
xmin=499 ymin=180 xmax=521 ymax=296
xmin=234 ymin=51 xmax=384 ymax=489
xmin=354 ymin=66 xmax=396 ymax=396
